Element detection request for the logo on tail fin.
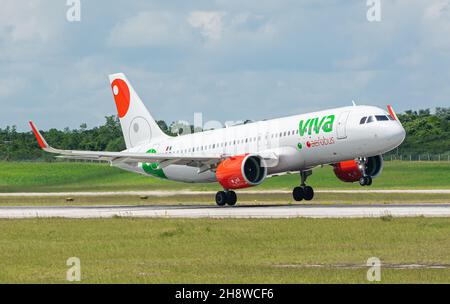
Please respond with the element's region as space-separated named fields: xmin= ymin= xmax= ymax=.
xmin=111 ymin=79 xmax=130 ymax=118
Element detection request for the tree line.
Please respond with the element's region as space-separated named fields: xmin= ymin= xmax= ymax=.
xmin=0 ymin=108 xmax=448 ymax=161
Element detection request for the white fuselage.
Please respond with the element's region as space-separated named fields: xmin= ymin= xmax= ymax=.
xmin=115 ymin=105 xmax=405 ymax=183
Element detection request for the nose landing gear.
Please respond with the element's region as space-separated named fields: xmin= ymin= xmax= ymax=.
xmin=359 ymin=176 xmax=372 ymax=186
xmin=292 ymin=170 xmax=314 ymax=201
xmin=357 ymin=158 xmax=373 ymax=186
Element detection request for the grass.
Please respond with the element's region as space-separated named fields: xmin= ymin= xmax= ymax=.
xmin=0 ymin=161 xmax=449 ymax=193
xmin=0 ymin=217 xmax=449 ymax=283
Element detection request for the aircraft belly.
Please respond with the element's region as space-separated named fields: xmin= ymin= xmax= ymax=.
xmin=163 ymin=165 xmax=216 ymax=183
xmin=266 ymin=146 xmax=304 ymax=174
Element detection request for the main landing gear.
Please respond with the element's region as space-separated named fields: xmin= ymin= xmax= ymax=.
xmin=215 ymin=190 xmax=237 ymax=206
xmin=292 ymin=170 xmax=314 ymax=201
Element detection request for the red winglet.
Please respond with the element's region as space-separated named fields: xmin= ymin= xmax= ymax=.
xmin=29 ymin=121 xmax=48 ymax=149
xmin=387 ymin=105 xmax=398 ymax=121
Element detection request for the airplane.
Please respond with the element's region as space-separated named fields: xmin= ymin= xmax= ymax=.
xmin=30 ymin=73 xmax=406 ymax=206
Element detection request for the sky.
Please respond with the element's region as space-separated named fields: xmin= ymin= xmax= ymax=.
xmin=1 ymin=0 xmax=450 ymax=131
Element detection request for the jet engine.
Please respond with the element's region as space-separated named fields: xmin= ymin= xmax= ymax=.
xmin=333 ymin=155 xmax=383 ymax=183
xmin=216 ymin=154 xmax=267 ymax=189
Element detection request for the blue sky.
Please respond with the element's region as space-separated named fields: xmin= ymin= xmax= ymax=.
xmin=1 ymin=0 xmax=450 ymax=131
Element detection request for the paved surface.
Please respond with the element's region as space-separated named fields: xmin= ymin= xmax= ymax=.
xmin=1 ymin=204 xmax=449 ymax=219
xmin=0 ymin=189 xmax=449 ymax=197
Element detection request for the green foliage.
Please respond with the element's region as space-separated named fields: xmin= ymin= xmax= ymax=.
xmin=0 ymin=116 xmax=126 ymax=161
xmin=0 ymin=108 xmax=448 ymax=161
xmin=394 ymin=107 xmax=450 ymax=154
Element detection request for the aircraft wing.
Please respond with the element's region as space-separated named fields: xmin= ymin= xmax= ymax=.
xmin=29 ymin=121 xmax=223 ymax=168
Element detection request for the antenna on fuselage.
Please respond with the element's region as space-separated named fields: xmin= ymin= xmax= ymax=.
xmin=352 ymin=100 xmax=357 ymax=106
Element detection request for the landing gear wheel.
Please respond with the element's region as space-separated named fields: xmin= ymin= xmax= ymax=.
xmin=359 ymin=176 xmax=373 ymax=186
xmin=215 ymin=191 xmax=227 ymax=206
xmin=226 ymin=191 xmax=237 ymax=206
xmin=303 ymin=186 xmax=314 ymax=201
xmin=293 ymin=186 xmax=304 ymax=201
xmin=359 ymin=177 xmax=366 ymax=186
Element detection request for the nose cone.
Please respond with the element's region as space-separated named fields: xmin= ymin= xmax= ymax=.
xmin=386 ymin=122 xmax=406 ymax=147
xmin=398 ymin=124 xmax=406 ymax=143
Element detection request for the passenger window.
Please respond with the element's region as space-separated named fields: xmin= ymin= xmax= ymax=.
xmin=366 ymin=116 xmax=374 ymax=123
xmin=360 ymin=117 xmax=367 ymax=124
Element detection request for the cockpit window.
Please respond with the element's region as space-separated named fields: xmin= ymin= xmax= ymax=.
xmin=375 ymin=115 xmax=389 ymax=121
xmin=387 ymin=115 xmax=394 ymax=120
xmin=366 ymin=116 xmax=374 ymax=123
xmin=360 ymin=117 xmax=367 ymax=124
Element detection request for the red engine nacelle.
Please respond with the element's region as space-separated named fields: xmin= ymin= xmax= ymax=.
xmin=216 ymin=154 xmax=267 ymax=189
xmin=333 ymin=155 xmax=384 ymax=183
xmin=332 ymin=160 xmax=362 ymax=182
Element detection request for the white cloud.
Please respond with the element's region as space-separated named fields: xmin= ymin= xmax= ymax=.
xmin=0 ymin=0 xmax=58 ymax=43
xmin=396 ymin=53 xmax=422 ymax=67
xmin=187 ymin=11 xmax=226 ymax=40
xmin=0 ymin=0 xmax=66 ymax=72
xmin=0 ymin=77 xmax=26 ymax=98
xmin=424 ymin=0 xmax=450 ymax=19
xmin=2 ymin=0 xmax=450 ymax=131
xmin=334 ymin=55 xmax=374 ymax=70
xmin=231 ymin=13 xmax=251 ymax=26
xmin=422 ymin=0 xmax=450 ymax=51
xmin=107 ymin=11 xmax=185 ymax=47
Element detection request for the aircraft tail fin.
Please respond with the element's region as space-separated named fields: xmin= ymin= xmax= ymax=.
xmin=108 ymin=73 xmax=168 ymax=149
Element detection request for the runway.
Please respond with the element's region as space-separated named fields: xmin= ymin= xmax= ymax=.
xmin=1 ymin=204 xmax=449 ymax=219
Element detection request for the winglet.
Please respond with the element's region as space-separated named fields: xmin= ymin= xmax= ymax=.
xmin=29 ymin=121 xmax=49 ymax=149
xmin=387 ymin=105 xmax=399 ymax=121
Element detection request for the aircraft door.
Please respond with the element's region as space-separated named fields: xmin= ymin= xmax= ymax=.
xmin=336 ymin=111 xmax=350 ymax=139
